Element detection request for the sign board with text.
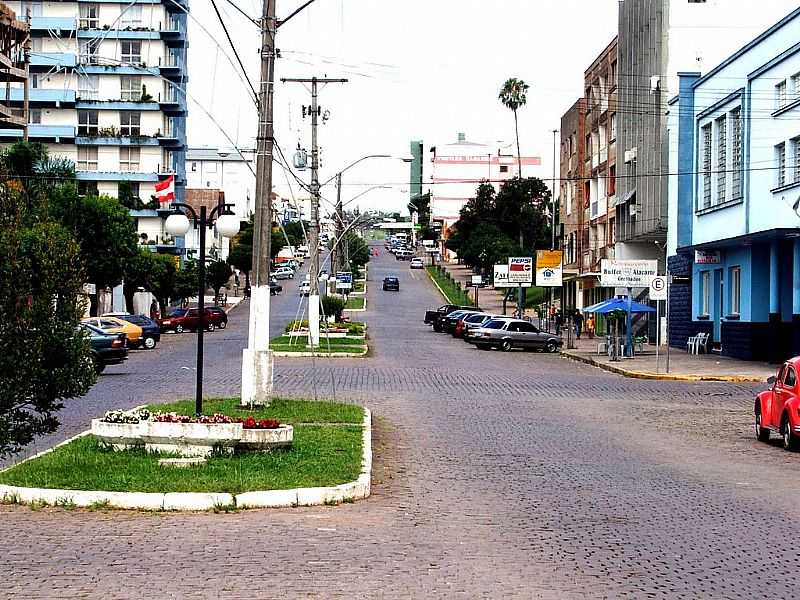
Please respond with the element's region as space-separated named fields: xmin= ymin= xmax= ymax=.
xmin=695 ymin=250 xmax=721 ymax=264
xmin=335 ymin=272 xmax=353 ymax=291
xmin=649 ymin=275 xmax=667 ymax=301
xmin=494 ymin=264 xmax=531 ymax=288
xmin=471 ymin=275 xmax=483 ymax=286
xmin=600 ymin=259 xmax=658 ymax=288
xmin=535 ymin=250 xmax=563 ymax=287
xmin=508 ymin=256 xmax=533 ymax=283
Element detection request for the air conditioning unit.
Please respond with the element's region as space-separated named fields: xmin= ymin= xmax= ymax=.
xmin=629 ymin=203 xmax=637 ymax=216
xmin=624 ymin=147 xmax=638 ymax=164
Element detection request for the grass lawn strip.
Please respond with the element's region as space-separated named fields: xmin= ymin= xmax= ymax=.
xmin=0 ymin=399 xmax=364 ymax=495
xmin=426 ymin=266 xmax=473 ymax=305
xmin=345 ymin=296 xmax=366 ymax=310
xmin=270 ymin=334 xmax=367 ymax=355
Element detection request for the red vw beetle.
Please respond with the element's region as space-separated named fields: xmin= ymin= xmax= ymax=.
xmin=755 ymin=357 xmax=800 ymax=450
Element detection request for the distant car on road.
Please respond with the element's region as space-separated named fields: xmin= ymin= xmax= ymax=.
xmin=410 ymin=257 xmax=424 ymax=269
xmin=103 ymin=312 xmax=161 ymax=349
xmin=383 ymin=276 xmax=400 ymax=291
xmin=467 ymin=318 xmax=562 ymax=353
xmin=273 ymin=266 xmax=295 ymax=280
xmin=299 ymin=281 xmax=311 ymax=296
xmin=80 ymin=322 xmax=128 ymax=374
xmin=755 ymin=357 xmax=800 ymax=450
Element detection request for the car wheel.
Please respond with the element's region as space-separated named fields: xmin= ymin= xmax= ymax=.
xmin=433 ymin=323 xmax=442 ymax=333
xmin=500 ymin=340 xmax=512 ymax=352
xmin=755 ymin=409 xmax=771 ymax=442
xmin=175 ymin=324 xmax=184 ymax=333
xmin=782 ymin=416 xmax=799 ymax=451
xmin=218 ymin=321 xmax=227 ymax=329
xmin=143 ymin=336 xmax=157 ymax=350
xmin=545 ymin=341 xmax=558 ymax=354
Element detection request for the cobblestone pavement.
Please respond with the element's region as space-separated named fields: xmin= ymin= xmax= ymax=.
xmin=3 ymin=246 xmax=800 ymax=598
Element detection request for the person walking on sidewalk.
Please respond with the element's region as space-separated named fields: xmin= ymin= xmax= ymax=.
xmin=574 ymin=310 xmax=584 ymax=340
xmin=586 ymin=314 xmax=595 ymax=339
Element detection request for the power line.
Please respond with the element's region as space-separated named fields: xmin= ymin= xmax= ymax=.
xmin=223 ymin=0 xmax=259 ymax=25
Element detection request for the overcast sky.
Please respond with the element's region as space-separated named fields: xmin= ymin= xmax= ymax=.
xmin=187 ymin=0 xmax=621 ymax=214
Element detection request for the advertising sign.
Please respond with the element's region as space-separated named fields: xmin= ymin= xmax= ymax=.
xmin=471 ymin=275 xmax=483 ymax=286
xmin=695 ymin=250 xmax=721 ymax=264
xmin=335 ymin=272 xmax=353 ymax=291
xmin=600 ymin=259 xmax=658 ymax=288
xmin=649 ymin=275 xmax=667 ymax=301
xmin=535 ymin=250 xmax=563 ymax=287
xmin=508 ymin=256 xmax=533 ymax=283
xmin=494 ymin=264 xmax=531 ymax=288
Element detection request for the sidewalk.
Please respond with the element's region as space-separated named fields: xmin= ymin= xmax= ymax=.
xmin=561 ymin=337 xmax=775 ymax=382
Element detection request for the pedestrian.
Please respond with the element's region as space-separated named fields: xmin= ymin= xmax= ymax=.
xmin=573 ymin=310 xmax=584 ymax=340
xmin=586 ymin=314 xmax=595 ymax=339
xmin=150 ymin=299 xmax=159 ymax=320
xmin=555 ymin=309 xmax=563 ymax=336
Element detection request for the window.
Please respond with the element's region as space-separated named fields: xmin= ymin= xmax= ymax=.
xmin=608 ymin=164 xmax=616 ymax=197
xmin=120 ymin=40 xmax=141 ymax=65
xmin=702 ymin=124 xmax=712 ymax=208
xmin=77 ymin=146 xmax=98 ymax=171
xmin=29 ymin=108 xmax=41 ymax=125
xmin=716 ymin=115 xmax=726 ymax=204
xmin=191 ymin=161 xmax=197 ymax=172
xmin=77 ymin=110 xmax=98 ymax=136
xmin=29 ymin=73 xmax=39 ymax=89
xmin=78 ymin=180 xmax=98 ymax=196
xmin=793 ymin=73 xmax=800 ymax=100
xmin=30 ymin=37 xmax=42 ymax=53
xmin=79 ymin=3 xmax=99 ymax=28
xmin=785 ymin=366 xmax=797 ymax=388
xmin=499 ymin=165 xmax=508 ymax=173
xmin=729 ymin=266 xmax=741 ymax=315
xmin=119 ymin=147 xmax=140 ymax=172
xmin=119 ymin=181 xmax=140 ymax=199
xmin=120 ymin=75 xmax=142 ymax=101
xmin=776 ymin=81 xmax=787 ymax=110
xmin=79 ymin=39 xmax=99 ymax=65
xmin=78 ymin=75 xmax=99 ymax=100
xmin=610 ymin=61 xmax=617 ymax=88
xmin=777 ymin=142 xmax=786 ymax=188
xmin=22 ymin=2 xmax=43 ymax=18
xmin=701 ymin=271 xmax=711 ymax=316
xmin=610 ymin=113 xmax=617 ymax=141
xmin=585 ymin=134 xmax=591 ymax=156
xmin=731 ymin=108 xmax=742 ymax=199
xmin=121 ymin=4 xmax=142 ymax=27
xmin=793 ymin=137 xmax=800 ymax=184
xmin=119 ymin=111 xmax=141 ymax=136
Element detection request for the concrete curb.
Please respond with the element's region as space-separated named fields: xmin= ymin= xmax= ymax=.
xmin=561 ymin=351 xmax=766 ymax=383
xmin=271 ymin=349 xmax=368 ymax=358
xmin=0 ymin=409 xmax=372 ymax=512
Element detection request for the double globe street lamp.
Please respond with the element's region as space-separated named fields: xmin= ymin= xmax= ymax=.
xmin=166 ymin=201 xmax=240 ymax=415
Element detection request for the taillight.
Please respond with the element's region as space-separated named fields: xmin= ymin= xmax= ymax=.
xmin=111 ymin=338 xmax=123 ymax=348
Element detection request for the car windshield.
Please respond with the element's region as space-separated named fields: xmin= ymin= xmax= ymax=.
xmin=80 ymin=322 xmax=105 ymax=335
xmin=167 ymin=309 xmax=186 ymax=317
xmin=385 ymin=278 xmax=398 ymax=283
xmin=483 ymin=319 xmax=507 ymax=330
xmin=466 ymin=313 xmax=487 ymax=323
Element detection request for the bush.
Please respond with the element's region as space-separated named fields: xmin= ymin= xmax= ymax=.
xmin=321 ymin=295 xmax=346 ymax=322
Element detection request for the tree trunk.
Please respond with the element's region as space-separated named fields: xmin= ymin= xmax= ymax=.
xmin=514 ymin=109 xmax=522 ymax=178
xmin=89 ymin=292 xmax=99 ymax=317
xmin=123 ymin=288 xmax=135 ymax=314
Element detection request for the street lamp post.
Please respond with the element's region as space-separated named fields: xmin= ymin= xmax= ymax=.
xmin=166 ymin=202 xmax=240 ymax=415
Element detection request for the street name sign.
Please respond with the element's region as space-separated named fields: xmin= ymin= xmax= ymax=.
xmin=508 ymin=256 xmax=533 ymax=283
xmin=535 ymin=250 xmax=563 ymax=287
xmin=600 ymin=259 xmax=658 ymax=288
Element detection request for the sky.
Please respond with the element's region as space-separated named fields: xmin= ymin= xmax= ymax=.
xmin=186 ymin=0 xmax=622 ymax=215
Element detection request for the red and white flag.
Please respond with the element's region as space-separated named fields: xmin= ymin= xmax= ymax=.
xmin=155 ymin=175 xmax=175 ymax=205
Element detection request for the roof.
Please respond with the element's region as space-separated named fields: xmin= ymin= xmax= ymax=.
xmin=186 ymin=147 xmax=254 ymax=163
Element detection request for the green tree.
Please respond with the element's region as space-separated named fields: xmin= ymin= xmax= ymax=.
xmin=174 ymin=260 xmax=199 ymax=307
xmin=149 ymin=254 xmax=178 ymax=314
xmin=206 ymin=260 xmax=232 ymax=305
xmin=228 ymin=215 xmax=253 ymax=291
xmin=0 ymin=142 xmax=95 ymax=458
xmin=498 ymin=77 xmax=530 ymax=177
xmin=321 ymin=295 xmax=345 ymax=322
xmin=123 ymin=248 xmax=157 ymax=313
xmin=345 ymin=232 xmax=370 ymax=269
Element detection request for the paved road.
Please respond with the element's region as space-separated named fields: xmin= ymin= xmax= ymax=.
xmin=2 ymin=244 xmax=799 ymax=598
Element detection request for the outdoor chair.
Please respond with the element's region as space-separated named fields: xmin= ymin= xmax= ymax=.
xmin=687 ymin=332 xmax=709 ymax=354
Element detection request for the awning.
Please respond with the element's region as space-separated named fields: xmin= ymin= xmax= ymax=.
xmin=583 ymin=298 xmax=656 ymax=314
xmin=617 ymin=189 xmax=636 ymax=205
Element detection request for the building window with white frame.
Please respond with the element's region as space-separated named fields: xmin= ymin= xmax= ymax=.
xmin=120 ymin=75 xmax=142 ymax=101
xmin=776 ymin=142 xmax=787 ymax=188
xmin=730 ymin=108 xmax=742 ymax=199
xmin=776 ymin=80 xmax=787 ymax=110
xmin=119 ymin=147 xmax=140 ymax=172
xmin=77 ymin=146 xmax=98 ymax=171
xmin=702 ymin=124 xmax=712 ymax=209
xmin=120 ymin=40 xmax=141 ymax=65
xmin=78 ymin=74 xmax=99 ymax=100
xmin=79 ymin=3 xmax=99 ymax=29
xmin=29 ymin=108 xmax=41 ymax=125
xmin=77 ymin=110 xmax=98 ymax=136
xmin=121 ymin=4 xmax=142 ymax=27
xmin=610 ymin=113 xmax=617 ymax=142
xmin=701 ymin=270 xmax=711 ymax=316
xmin=792 ymin=73 xmax=800 ymax=101
xmin=119 ymin=111 xmax=141 ymax=136
xmin=716 ymin=115 xmax=726 ymax=204
xmin=793 ymin=137 xmax=800 ymax=184
xmin=730 ymin=266 xmax=741 ymax=316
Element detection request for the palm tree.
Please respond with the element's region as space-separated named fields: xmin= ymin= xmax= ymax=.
xmin=498 ymin=78 xmax=530 ymax=178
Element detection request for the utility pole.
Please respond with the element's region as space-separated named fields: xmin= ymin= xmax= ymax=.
xmin=281 ymin=76 xmax=347 ymax=346
xmin=334 ymin=172 xmax=343 ymax=274
xmin=241 ymin=0 xmax=277 ymax=407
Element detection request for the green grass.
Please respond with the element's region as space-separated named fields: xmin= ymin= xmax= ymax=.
xmin=0 ymin=399 xmax=365 ymax=494
xmin=352 ymin=280 xmax=365 ymax=293
xmin=344 ymin=296 xmax=365 ymax=310
xmin=270 ymin=335 xmax=367 ymax=355
xmin=284 ymin=320 xmax=365 ymax=335
xmin=426 ymin=265 xmax=474 ymax=305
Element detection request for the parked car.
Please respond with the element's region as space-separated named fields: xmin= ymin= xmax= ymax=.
xmin=80 ymin=322 xmax=128 ymax=374
xmin=441 ymin=309 xmax=481 ymax=334
xmin=82 ymin=316 xmax=143 ymax=348
xmin=755 ymin=357 xmax=800 ymax=449
xmin=410 ymin=257 xmax=424 ymax=269
xmin=299 ymin=281 xmax=311 ymax=296
xmin=425 ymin=304 xmax=480 ymax=332
xmin=395 ymin=250 xmax=414 ymax=261
xmin=103 ymin=312 xmax=161 ymax=349
xmin=158 ymin=308 xmax=217 ymax=333
xmin=468 ymin=318 xmax=562 ymax=352
xmin=205 ymin=306 xmax=228 ymax=329
xmin=454 ymin=312 xmax=495 ymax=339
xmin=273 ymin=266 xmax=295 ymax=280
xmin=270 ymin=279 xmax=283 ymax=295
xmin=383 ymin=276 xmax=400 ymax=291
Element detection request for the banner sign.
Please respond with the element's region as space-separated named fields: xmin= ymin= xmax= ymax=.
xmin=508 ymin=256 xmax=533 ymax=283
xmin=600 ymin=259 xmax=658 ymax=288
xmin=649 ymin=275 xmax=667 ymax=301
xmin=494 ymin=264 xmax=531 ymax=288
xmin=335 ymin=272 xmax=353 ymax=290
xmin=695 ymin=250 xmax=721 ymax=264
xmin=535 ymin=250 xmax=563 ymax=287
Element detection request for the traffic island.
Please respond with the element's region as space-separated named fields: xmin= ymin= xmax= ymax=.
xmin=274 ymin=320 xmax=368 ymax=357
xmin=0 ymin=398 xmax=371 ymax=511
xmin=344 ymin=296 xmax=366 ymax=311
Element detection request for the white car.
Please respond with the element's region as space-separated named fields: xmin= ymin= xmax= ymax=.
xmin=273 ymin=267 xmax=295 ymax=280
xmin=299 ymin=281 xmax=311 ymax=296
xmin=410 ymin=257 xmax=424 ymax=269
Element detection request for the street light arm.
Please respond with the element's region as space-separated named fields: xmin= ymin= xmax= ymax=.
xmin=170 ymin=202 xmax=198 ymax=222
xmin=320 ymin=155 xmax=392 ymax=187
xmin=208 ymin=202 xmax=236 ymax=221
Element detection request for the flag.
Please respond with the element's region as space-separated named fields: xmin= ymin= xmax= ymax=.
xmin=155 ymin=175 xmax=175 ymax=205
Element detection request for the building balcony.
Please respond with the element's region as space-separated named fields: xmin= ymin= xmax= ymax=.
xmin=0 ymin=88 xmax=76 ymax=105
xmin=76 ymin=100 xmax=161 ymax=111
xmin=77 ymin=29 xmax=160 ymax=40
xmin=161 ymin=17 xmax=187 ymax=42
xmin=76 ymin=171 xmax=160 ymax=183
xmin=0 ymin=124 xmax=76 ymax=141
xmin=75 ymin=134 xmax=161 ymax=146
xmin=30 ymin=17 xmax=77 ymax=34
xmin=30 ymin=52 xmax=77 ymax=69
xmin=158 ymin=54 xmax=182 ymax=73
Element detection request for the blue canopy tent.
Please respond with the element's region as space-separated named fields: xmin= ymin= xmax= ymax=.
xmin=583 ymin=298 xmax=655 ymax=314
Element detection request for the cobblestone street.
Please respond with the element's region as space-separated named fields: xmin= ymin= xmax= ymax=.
xmin=2 ymin=246 xmax=798 ymax=598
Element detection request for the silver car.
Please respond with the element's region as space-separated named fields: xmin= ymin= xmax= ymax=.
xmin=460 ymin=313 xmax=498 ymax=340
xmin=467 ymin=318 xmax=562 ymax=353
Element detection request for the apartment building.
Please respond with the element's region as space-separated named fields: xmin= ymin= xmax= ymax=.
xmin=0 ymin=3 xmax=28 ymax=132
xmin=0 ymin=0 xmax=187 ymax=204
xmin=559 ymin=99 xmax=585 ymax=312
xmin=186 ymin=147 xmax=255 ymax=221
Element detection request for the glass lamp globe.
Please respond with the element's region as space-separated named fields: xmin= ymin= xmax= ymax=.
xmin=216 ymin=213 xmax=240 ymax=238
xmin=165 ymin=213 xmax=191 ymax=236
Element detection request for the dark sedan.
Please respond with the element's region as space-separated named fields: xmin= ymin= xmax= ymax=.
xmin=104 ymin=312 xmax=161 ymax=349
xmin=440 ymin=309 xmax=481 ymax=334
xmin=81 ymin=322 xmax=128 ymax=374
xmin=383 ymin=276 xmax=400 ymax=291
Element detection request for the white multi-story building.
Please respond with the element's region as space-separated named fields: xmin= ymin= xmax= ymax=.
xmin=1 ymin=1 xmax=187 ymax=206
xmin=186 ymin=147 xmax=255 ymax=221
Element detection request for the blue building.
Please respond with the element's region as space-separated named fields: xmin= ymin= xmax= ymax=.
xmin=668 ymin=7 xmax=800 ymax=361
xmin=0 ymin=1 xmax=187 ymax=207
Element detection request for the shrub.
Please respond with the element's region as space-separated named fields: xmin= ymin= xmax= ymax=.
xmin=321 ymin=295 xmax=346 ymax=322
